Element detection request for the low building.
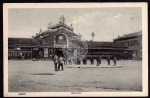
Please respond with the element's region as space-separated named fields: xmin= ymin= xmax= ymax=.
xmin=8 ymin=38 xmax=38 ymax=59
xmin=114 ymin=31 xmax=142 ymax=60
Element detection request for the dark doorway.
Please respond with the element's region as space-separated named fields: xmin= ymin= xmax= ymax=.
xmin=55 ymin=48 xmax=64 ymax=57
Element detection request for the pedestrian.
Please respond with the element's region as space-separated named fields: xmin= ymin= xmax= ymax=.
xmin=107 ymin=56 xmax=110 ymax=65
xmin=77 ymin=57 xmax=79 ymax=65
xmin=53 ymin=54 xmax=58 ymax=71
xmin=58 ymin=56 xmax=64 ymax=71
xmin=90 ymin=56 xmax=94 ymax=65
xmin=113 ymin=55 xmax=117 ymax=66
xmin=63 ymin=57 xmax=68 ymax=65
xmin=68 ymin=57 xmax=72 ymax=65
xmin=83 ymin=57 xmax=87 ymax=65
xmin=96 ymin=55 xmax=102 ymax=66
xmin=78 ymin=56 xmax=82 ymax=65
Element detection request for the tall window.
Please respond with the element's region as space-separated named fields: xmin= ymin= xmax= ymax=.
xmin=134 ymin=40 xmax=136 ymax=46
xmin=128 ymin=41 xmax=130 ymax=46
xmin=131 ymin=40 xmax=133 ymax=46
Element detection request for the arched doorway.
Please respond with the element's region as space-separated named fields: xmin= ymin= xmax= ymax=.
xmin=54 ymin=34 xmax=68 ymax=57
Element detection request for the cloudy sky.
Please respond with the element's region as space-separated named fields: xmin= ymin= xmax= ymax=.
xmin=8 ymin=8 xmax=142 ymax=41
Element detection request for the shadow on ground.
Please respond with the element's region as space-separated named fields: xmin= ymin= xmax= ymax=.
xmin=31 ymin=73 xmax=55 ymax=75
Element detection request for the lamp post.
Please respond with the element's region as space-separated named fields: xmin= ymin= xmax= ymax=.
xmin=91 ymin=32 xmax=95 ymax=41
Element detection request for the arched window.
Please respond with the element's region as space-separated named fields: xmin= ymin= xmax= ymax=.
xmin=55 ymin=34 xmax=67 ymax=45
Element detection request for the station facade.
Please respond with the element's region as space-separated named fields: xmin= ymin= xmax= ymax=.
xmin=8 ymin=16 xmax=142 ymax=60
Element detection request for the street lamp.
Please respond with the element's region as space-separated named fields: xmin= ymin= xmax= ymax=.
xmin=91 ymin=32 xmax=95 ymax=41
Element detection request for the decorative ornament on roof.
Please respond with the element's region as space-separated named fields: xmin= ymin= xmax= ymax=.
xmin=59 ymin=15 xmax=65 ymax=24
xmin=48 ymin=22 xmax=52 ymax=29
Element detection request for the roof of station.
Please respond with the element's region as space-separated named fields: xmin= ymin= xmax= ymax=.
xmin=8 ymin=38 xmax=38 ymax=47
xmin=86 ymin=41 xmax=127 ymax=49
xmin=8 ymin=38 xmax=127 ymax=50
xmin=114 ymin=30 xmax=142 ymax=41
xmin=34 ymin=16 xmax=76 ymax=39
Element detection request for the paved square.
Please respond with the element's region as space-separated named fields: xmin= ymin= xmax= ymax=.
xmin=8 ymin=60 xmax=142 ymax=92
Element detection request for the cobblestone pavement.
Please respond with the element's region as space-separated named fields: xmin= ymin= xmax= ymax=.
xmin=8 ymin=60 xmax=142 ymax=92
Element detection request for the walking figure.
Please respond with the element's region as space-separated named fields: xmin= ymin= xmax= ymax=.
xmin=107 ymin=56 xmax=110 ymax=65
xmin=53 ymin=54 xmax=58 ymax=71
xmin=113 ymin=56 xmax=117 ymax=66
xmin=58 ymin=56 xmax=64 ymax=71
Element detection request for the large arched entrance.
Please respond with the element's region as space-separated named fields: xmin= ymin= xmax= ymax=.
xmin=54 ymin=34 xmax=68 ymax=57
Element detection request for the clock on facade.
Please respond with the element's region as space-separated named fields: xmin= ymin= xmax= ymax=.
xmin=59 ymin=35 xmax=64 ymax=40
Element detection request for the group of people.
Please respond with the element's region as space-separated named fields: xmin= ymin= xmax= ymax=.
xmin=53 ymin=55 xmax=74 ymax=71
xmin=107 ymin=55 xmax=117 ymax=66
xmin=53 ymin=54 xmax=118 ymax=71
xmin=53 ymin=55 xmax=64 ymax=71
xmin=90 ymin=55 xmax=117 ymax=66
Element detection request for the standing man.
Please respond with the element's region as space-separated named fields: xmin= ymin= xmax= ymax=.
xmin=58 ymin=56 xmax=64 ymax=71
xmin=77 ymin=58 xmax=79 ymax=65
xmin=78 ymin=56 xmax=82 ymax=65
xmin=99 ymin=55 xmax=102 ymax=65
xmin=63 ymin=57 xmax=68 ymax=65
xmin=68 ymin=57 xmax=72 ymax=65
xmin=90 ymin=56 xmax=94 ymax=65
xmin=113 ymin=55 xmax=117 ymax=66
xmin=96 ymin=55 xmax=102 ymax=66
xmin=82 ymin=57 xmax=87 ymax=65
xmin=107 ymin=56 xmax=110 ymax=65
xmin=53 ymin=54 xmax=58 ymax=71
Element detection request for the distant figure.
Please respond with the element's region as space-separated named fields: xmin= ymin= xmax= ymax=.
xmin=63 ymin=57 xmax=68 ymax=65
xmin=78 ymin=57 xmax=82 ymax=65
xmin=90 ymin=56 xmax=94 ymax=65
xmin=68 ymin=57 xmax=72 ymax=65
xmin=21 ymin=54 xmax=25 ymax=59
xmin=107 ymin=56 xmax=110 ymax=65
xmin=83 ymin=57 xmax=87 ymax=65
xmin=58 ymin=56 xmax=64 ymax=71
xmin=77 ymin=58 xmax=79 ymax=65
xmin=53 ymin=54 xmax=58 ymax=71
xmin=20 ymin=53 xmax=24 ymax=60
xmin=96 ymin=55 xmax=102 ymax=66
xmin=113 ymin=56 xmax=117 ymax=66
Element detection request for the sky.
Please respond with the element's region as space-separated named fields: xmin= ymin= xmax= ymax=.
xmin=8 ymin=8 xmax=142 ymax=41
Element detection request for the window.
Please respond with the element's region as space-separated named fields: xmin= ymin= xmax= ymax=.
xmin=125 ymin=41 xmax=128 ymax=46
xmin=131 ymin=40 xmax=133 ymax=46
xmin=134 ymin=40 xmax=136 ymax=46
xmin=128 ymin=41 xmax=130 ymax=46
xmin=27 ymin=53 xmax=30 ymax=57
xmin=8 ymin=52 xmax=12 ymax=57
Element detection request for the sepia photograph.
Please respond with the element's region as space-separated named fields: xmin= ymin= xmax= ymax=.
xmin=3 ymin=3 xmax=148 ymax=97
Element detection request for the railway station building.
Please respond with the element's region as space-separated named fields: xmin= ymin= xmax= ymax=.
xmin=8 ymin=16 xmax=142 ymax=60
